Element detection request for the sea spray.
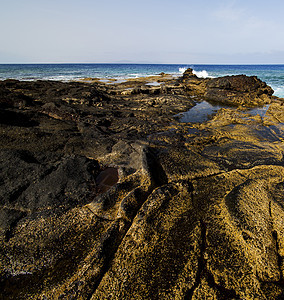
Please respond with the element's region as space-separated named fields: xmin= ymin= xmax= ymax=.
xmin=178 ymin=67 xmax=213 ymax=79
xmin=179 ymin=67 xmax=187 ymax=74
xmin=192 ymin=69 xmax=212 ymax=78
xmin=271 ymin=85 xmax=284 ymax=98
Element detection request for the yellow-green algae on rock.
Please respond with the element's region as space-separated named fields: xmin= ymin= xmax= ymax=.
xmin=92 ymin=165 xmax=284 ymax=300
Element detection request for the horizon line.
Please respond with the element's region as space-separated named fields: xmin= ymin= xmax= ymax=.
xmin=0 ymin=62 xmax=284 ymax=65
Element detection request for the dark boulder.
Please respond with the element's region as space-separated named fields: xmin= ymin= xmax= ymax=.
xmin=205 ymin=75 xmax=274 ymax=106
xmin=0 ymin=150 xmax=100 ymax=219
xmin=0 ymin=86 xmax=34 ymax=109
xmin=182 ymin=68 xmax=198 ymax=80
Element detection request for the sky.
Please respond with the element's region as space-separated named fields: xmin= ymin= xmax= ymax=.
xmin=1 ymin=0 xmax=284 ymax=64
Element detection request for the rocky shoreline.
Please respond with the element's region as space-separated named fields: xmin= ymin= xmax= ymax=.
xmin=1 ymin=69 xmax=284 ymax=299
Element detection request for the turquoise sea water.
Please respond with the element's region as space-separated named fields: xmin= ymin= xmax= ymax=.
xmin=0 ymin=64 xmax=283 ymax=97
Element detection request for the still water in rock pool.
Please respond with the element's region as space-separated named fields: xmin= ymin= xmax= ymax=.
xmin=248 ymin=104 xmax=270 ymax=117
xmin=177 ymin=101 xmax=271 ymax=123
xmin=178 ymin=101 xmax=223 ymax=123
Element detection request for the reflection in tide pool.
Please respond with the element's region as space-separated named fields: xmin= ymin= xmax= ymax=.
xmin=178 ymin=101 xmax=223 ymax=123
xmin=145 ymin=82 xmax=162 ymax=86
xmin=177 ymin=101 xmax=272 ymax=124
xmin=269 ymin=124 xmax=284 ymax=139
xmin=247 ymin=104 xmax=270 ymax=117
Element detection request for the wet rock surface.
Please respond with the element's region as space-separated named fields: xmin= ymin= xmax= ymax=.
xmin=0 ymin=71 xmax=284 ymax=299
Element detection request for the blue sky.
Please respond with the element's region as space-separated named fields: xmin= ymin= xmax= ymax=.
xmin=1 ymin=0 xmax=284 ymax=63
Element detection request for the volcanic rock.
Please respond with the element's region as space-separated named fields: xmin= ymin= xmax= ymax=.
xmin=205 ymin=75 xmax=274 ymax=106
xmin=0 ymin=74 xmax=284 ymax=299
xmin=182 ymin=68 xmax=198 ymax=80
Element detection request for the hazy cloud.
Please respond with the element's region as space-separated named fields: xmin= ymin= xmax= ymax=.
xmin=213 ymin=0 xmax=245 ymax=21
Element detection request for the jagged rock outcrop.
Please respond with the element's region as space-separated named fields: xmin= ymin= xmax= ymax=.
xmin=0 ymin=74 xmax=284 ymax=299
xmin=205 ymin=75 xmax=274 ymax=106
xmin=182 ymin=68 xmax=198 ymax=80
xmin=179 ymin=69 xmax=274 ymax=106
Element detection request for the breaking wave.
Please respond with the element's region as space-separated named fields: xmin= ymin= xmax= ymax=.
xmin=272 ymin=86 xmax=284 ymax=98
xmin=178 ymin=67 xmax=213 ymax=79
xmin=179 ymin=67 xmax=187 ymax=74
xmin=192 ymin=70 xmax=211 ymax=78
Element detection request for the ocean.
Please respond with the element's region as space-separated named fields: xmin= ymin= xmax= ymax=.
xmin=0 ymin=64 xmax=283 ymax=98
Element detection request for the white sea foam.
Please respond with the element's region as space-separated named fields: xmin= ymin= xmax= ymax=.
xmin=272 ymin=86 xmax=284 ymax=98
xmin=46 ymin=75 xmax=78 ymax=81
xmin=179 ymin=67 xmax=187 ymax=74
xmin=129 ymin=73 xmax=143 ymax=78
xmin=178 ymin=67 xmax=213 ymax=79
xmin=192 ymin=70 xmax=211 ymax=78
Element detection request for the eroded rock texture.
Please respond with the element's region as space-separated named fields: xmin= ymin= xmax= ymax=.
xmin=0 ymin=72 xmax=284 ymax=299
xmin=205 ymin=75 xmax=274 ymax=106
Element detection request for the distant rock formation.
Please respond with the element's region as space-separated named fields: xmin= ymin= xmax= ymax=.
xmin=182 ymin=67 xmax=198 ymax=80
